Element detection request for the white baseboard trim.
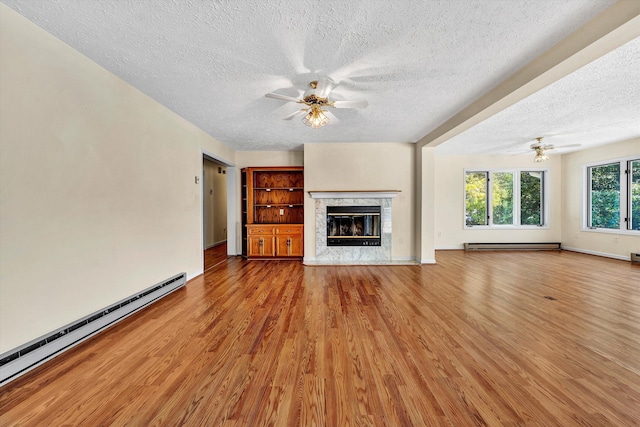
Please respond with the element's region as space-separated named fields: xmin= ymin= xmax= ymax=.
xmin=561 ymin=246 xmax=630 ymax=261
xmin=187 ymin=270 xmax=204 ymax=281
xmin=392 ymin=256 xmax=416 ymax=262
xmin=435 ymin=245 xmax=465 ymax=250
xmin=420 ymin=258 xmax=437 ymax=264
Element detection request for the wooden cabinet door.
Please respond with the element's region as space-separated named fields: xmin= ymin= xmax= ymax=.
xmin=274 ymin=225 xmax=304 ymax=257
xmin=287 ymin=235 xmax=303 ymax=257
xmin=248 ymin=236 xmax=275 ymax=257
xmin=275 ymin=235 xmax=303 ymax=257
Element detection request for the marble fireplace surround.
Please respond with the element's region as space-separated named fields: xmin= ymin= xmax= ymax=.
xmin=306 ymin=191 xmax=404 ymax=265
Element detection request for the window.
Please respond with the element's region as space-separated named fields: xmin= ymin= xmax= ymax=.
xmin=465 ymin=172 xmax=487 ymax=225
xmin=586 ymin=157 xmax=640 ymax=232
xmin=631 ymin=160 xmax=640 ymax=230
xmin=465 ymin=170 xmax=547 ymax=227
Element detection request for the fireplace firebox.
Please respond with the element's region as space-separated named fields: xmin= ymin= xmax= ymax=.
xmin=327 ymin=206 xmax=381 ymax=246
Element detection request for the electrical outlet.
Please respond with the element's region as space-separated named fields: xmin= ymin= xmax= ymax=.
xmin=279 ymin=209 xmax=284 ymax=215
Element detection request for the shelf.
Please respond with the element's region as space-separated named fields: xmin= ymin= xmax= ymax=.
xmin=242 ymin=166 xmax=304 ymax=257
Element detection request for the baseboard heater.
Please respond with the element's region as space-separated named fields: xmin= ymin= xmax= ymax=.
xmin=464 ymin=242 xmax=562 ymax=251
xmin=0 ymin=272 xmax=186 ymax=387
xmin=632 ymin=253 xmax=640 ymax=265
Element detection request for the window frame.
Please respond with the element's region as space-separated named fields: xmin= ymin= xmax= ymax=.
xmin=583 ymin=155 xmax=640 ymax=235
xmin=463 ymin=168 xmax=550 ymax=229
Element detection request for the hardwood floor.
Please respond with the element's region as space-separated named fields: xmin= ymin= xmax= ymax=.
xmin=204 ymin=242 xmax=228 ymax=272
xmin=1 ymin=250 xmax=639 ymax=426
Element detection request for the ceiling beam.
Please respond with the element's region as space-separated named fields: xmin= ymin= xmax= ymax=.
xmin=417 ymin=0 xmax=640 ymax=148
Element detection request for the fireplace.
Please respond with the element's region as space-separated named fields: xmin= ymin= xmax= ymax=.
xmin=327 ymin=206 xmax=381 ymax=246
xmin=308 ymin=191 xmax=399 ymax=264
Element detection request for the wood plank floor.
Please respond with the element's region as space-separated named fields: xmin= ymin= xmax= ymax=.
xmin=204 ymin=242 xmax=228 ymax=272
xmin=1 ymin=250 xmax=639 ymax=426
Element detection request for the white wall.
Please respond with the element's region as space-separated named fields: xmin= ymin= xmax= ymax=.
xmin=434 ymin=153 xmax=563 ymax=249
xmin=0 ymin=6 xmax=235 ymax=353
xmin=561 ymin=138 xmax=640 ymax=259
xmin=303 ymin=143 xmax=415 ymax=260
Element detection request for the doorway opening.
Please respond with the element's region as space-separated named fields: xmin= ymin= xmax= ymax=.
xmin=203 ymin=157 xmax=227 ymax=249
xmin=202 ymin=153 xmax=236 ymax=272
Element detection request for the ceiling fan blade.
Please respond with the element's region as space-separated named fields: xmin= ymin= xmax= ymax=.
xmin=314 ymin=77 xmax=334 ymax=98
xmin=557 ymin=143 xmax=581 ymax=148
xmin=265 ymin=93 xmax=301 ymax=103
xmin=324 ymin=110 xmax=339 ymax=123
xmin=283 ymin=109 xmax=307 ymax=120
xmin=331 ymin=100 xmax=369 ymax=109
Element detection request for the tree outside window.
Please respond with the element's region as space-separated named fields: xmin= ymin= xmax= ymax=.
xmin=589 ymin=163 xmax=620 ymax=229
xmin=631 ymin=160 xmax=640 ymax=231
xmin=586 ymin=158 xmax=639 ymax=232
xmin=521 ymin=172 xmax=543 ymax=225
xmin=492 ymin=172 xmax=514 ymax=225
xmin=465 ymin=172 xmax=488 ymax=226
xmin=465 ymin=170 xmax=546 ymax=227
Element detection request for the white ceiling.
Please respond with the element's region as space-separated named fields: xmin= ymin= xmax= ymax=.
xmin=2 ymin=0 xmax=638 ymax=154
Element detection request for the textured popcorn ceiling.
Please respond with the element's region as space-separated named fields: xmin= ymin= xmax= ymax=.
xmin=437 ymin=36 xmax=640 ymax=155
xmin=3 ymin=0 xmax=637 ymax=153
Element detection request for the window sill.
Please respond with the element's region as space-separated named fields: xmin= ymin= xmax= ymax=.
xmin=581 ymin=227 xmax=640 ymax=236
xmin=464 ymin=225 xmax=550 ymax=230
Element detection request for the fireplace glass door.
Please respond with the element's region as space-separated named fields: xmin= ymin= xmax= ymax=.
xmin=326 ymin=206 xmax=381 ymax=246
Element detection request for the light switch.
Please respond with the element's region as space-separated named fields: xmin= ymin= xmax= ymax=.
xmin=279 ymin=209 xmax=284 ymax=215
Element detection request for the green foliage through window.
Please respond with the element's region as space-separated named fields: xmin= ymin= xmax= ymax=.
xmin=465 ymin=172 xmax=487 ymax=226
xmin=630 ymin=160 xmax=639 ymax=231
xmin=521 ymin=172 xmax=543 ymax=225
xmin=589 ymin=163 xmax=620 ymax=229
xmin=492 ymin=172 xmax=513 ymax=225
xmin=465 ymin=170 xmax=545 ymax=227
xmin=587 ymin=158 xmax=639 ymax=232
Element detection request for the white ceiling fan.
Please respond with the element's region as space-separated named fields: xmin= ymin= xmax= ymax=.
xmin=265 ymin=77 xmax=368 ymax=128
xmin=511 ymin=137 xmax=581 ymax=162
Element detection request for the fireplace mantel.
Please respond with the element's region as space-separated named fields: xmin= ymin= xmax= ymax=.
xmin=308 ymin=190 xmax=400 ymax=199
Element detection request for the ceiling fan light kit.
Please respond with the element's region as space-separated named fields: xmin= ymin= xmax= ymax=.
xmin=302 ymin=104 xmax=329 ymax=128
xmin=534 ymin=146 xmax=550 ymax=162
xmin=532 ymin=137 xmax=552 ymax=162
xmin=265 ymin=77 xmax=368 ymax=129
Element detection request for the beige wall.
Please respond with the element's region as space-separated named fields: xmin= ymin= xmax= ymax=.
xmin=434 ymin=153 xmax=563 ymax=249
xmin=303 ymin=143 xmax=415 ymax=260
xmin=561 ymin=138 xmax=640 ymax=259
xmin=0 ymin=6 xmax=235 ymax=352
xmin=235 ymin=150 xmax=304 ymax=168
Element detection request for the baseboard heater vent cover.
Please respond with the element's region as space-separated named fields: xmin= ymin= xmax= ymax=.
xmin=464 ymin=242 xmax=562 ymax=251
xmin=632 ymin=253 xmax=640 ymax=264
xmin=0 ymin=272 xmax=186 ymax=386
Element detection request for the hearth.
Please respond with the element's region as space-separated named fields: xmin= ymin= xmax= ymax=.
xmin=326 ymin=206 xmax=381 ymax=246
